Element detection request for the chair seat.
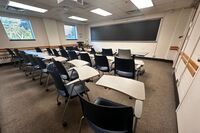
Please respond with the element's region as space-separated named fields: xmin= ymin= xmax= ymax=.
xmin=42 ymin=69 xmax=48 ymax=73
xmin=59 ymin=83 xmax=89 ymax=98
xmin=97 ymin=66 xmax=109 ymax=72
xmin=116 ymin=70 xmax=134 ymax=78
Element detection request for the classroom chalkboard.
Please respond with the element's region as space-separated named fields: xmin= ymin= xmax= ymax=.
xmin=91 ymin=18 xmax=161 ymax=41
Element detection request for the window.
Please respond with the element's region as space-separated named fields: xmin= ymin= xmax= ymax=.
xmin=0 ymin=16 xmax=35 ymax=41
xmin=64 ymin=25 xmax=78 ymax=40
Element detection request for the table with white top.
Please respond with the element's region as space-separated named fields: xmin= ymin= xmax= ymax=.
xmin=96 ymin=75 xmax=145 ymax=118
xmin=67 ymin=59 xmax=90 ymax=67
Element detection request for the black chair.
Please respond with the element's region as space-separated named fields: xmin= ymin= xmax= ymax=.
xmin=47 ymin=62 xmax=89 ymax=126
xmin=79 ymin=53 xmax=92 ymax=67
xmin=35 ymin=57 xmax=49 ymax=87
xmin=90 ymin=48 xmax=96 ymax=55
xmin=18 ymin=51 xmax=33 ymax=75
xmin=6 ymin=48 xmax=18 ymax=65
xmin=53 ymin=60 xmax=78 ymax=81
xmin=46 ymin=48 xmax=53 ymax=55
xmin=35 ymin=47 xmax=42 ymax=52
xmin=13 ymin=48 xmax=23 ymax=69
xmin=60 ymin=49 xmax=69 ymax=59
xmin=94 ymin=55 xmax=110 ymax=72
xmin=59 ymin=45 xmax=65 ymax=50
xmin=27 ymin=54 xmax=40 ymax=80
xmin=68 ymin=51 xmax=78 ymax=60
xmin=66 ymin=46 xmax=74 ymax=51
xmin=114 ymin=56 xmax=136 ymax=79
xmin=102 ymin=48 xmax=113 ymax=56
xmin=52 ymin=49 xmax=60 ymax=57
xmin=78 ymin=95 xmax=135 ymax=133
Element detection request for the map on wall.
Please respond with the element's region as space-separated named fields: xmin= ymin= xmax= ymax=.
xmin=64 ymin=25 xmax=78 ymax=40
xmin=0 ymin=16 xmax=35 ymax=40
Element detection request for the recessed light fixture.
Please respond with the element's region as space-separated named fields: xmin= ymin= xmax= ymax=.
xmin=68 ymin=16 xmax=88 ymax=21
xmin=8 ymin=1 xmax=48 ymax=13
xmin=130 ymin=0 xmax=153 ymax=9
xmin=90 ymin=8 xmax=112 ymax=16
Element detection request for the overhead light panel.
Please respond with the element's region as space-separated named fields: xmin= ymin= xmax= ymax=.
xmin=8 ymin=1 xmax=48 ymax=13
xmin=90 ymin=8 xmax=112 ymax=16
xmin=130 ymin=0 xmax=153 ymax=9
xmin=68 ymin=16 xmax=88 ymax=21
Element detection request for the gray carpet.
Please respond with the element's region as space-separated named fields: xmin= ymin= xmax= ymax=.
xmin=0 ymin=59 xmax=178 ymax=133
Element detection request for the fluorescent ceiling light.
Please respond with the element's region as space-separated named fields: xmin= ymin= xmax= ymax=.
xmin=130 ymin=0 xmax=153 ymax=9
xmin=90 ymin=8 xmax=112 ymax=16
xmin=8 ymin=1 xmax=48 ymax=13
xmin=68 ymin=16 xmax=88 ymax=21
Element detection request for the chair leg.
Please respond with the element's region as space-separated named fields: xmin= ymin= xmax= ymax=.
xmin=32 ymin=69 xmax=35 ymax=80
xmin=133 ymin=118 xmax=138 ymax=133
xmin=39 ymin=71 xmax=43 ymax=85
xmin=62 ymin=97 xmax=70 ymax=127
xmin=85 ymin=92 xmax=90 ymax=102
xmin=78 ymin=116 xmax=85 ymax=133
xmin=57 ymin=94 xmax=61 ymax=106
xmin=45 ymin=74 xmax=50 ymax=91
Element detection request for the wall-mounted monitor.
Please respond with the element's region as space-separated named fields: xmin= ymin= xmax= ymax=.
xmin=0 ymin=16 xmax=35 ymax=41
xmin=64 ymin=25 xmax=78 ymax=40
xmin=91 ymin=18 xmax=161 ymax=41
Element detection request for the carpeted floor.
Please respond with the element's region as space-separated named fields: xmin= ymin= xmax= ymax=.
xmin=0 ymin=59 xmax=178 ymax=133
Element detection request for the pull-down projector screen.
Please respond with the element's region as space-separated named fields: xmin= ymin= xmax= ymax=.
xmin=91 ymin=18 xmax=161 ymax=41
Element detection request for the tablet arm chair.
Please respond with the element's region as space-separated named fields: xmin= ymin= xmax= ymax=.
xmin=35 ymin=47 xmax=42 ymax=52
xmin=46 ymin=48 xmax=53 ymax=56
xmin=80 ymin=53 xmax=92 ymax=67
xmin=52 ymin=49 xmax=60 ymax=57
xmin=114 ymin=56 xmax=138 ymax=79
xmin=78 ymin=95 xmax=138 ymax=133
xmin=94 ymin=55 xmax=110 ymax=73
xmin=47 ymin=63 xmax=89 ymax=127
xmin=102 ymin=48 xmax=113 ymax=56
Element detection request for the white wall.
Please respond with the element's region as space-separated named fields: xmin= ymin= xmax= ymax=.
xmin=0 ymin=13 xmax=88 ymax=48
xmin=0 ymin=13 xmax=49 ymax=48
xmin=89 ymin=8 xmax=193 ymax=59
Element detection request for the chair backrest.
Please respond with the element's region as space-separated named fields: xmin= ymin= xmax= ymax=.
xmin=68 ymin=51 xmax=78 ymax=60
xmin=60 ymin=49 xmax=69 ymax=59
xmin=35 ymin=47 xmax=42 ymax=52
xmin=80 ymin=53 xmax=92 ymax=66
xmin=115 ymin=56 xmax=136 ymax=79
xmin=6 ymin=48 xmax=15 ymax=57
xmin=19 ymin=51 xmax=30 ymax=63
xmin=53 ymin=60 xmax=70 ymax=80
xmin=35 ymin=57 xmax=46 ymax=69
xmin=66 ymin=46 xmax=74 ymax=51
xmin=79 ymin=95 xmax=134 ymax=132
xmin=94 ymin=55 xmax=109 ymax=68
xmin=13 ymin=49 xmax=21 ymax=58
xmin=47 ymin=63 xmax=68 ymax=96
xmin=91 ymin=48 xmax=96 ymax=54
xmin=46 ymin=48 xmax=53 ymax=55
xmin=118 ymin=49 xmax=131 ymax=59
xmin=52 ymin=49 xmax=60 ymax=56
xmin=27 ymin=54 xmax=38 ymax=66
xmin=102 ymin=48 xmax=113 ymax=56
xmin=59 ymin=46 xmax=64 ymax=50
